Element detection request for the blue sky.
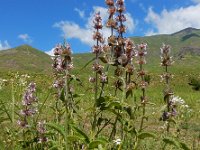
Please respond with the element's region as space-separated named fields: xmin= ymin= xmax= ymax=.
xmin=0 ymin=0 xmax=200 ymax=54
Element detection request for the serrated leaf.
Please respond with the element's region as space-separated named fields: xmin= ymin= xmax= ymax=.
xmin=88 ymin=140 xmax=106 ymax=149
xmin=163 ymin=137 xmax=180 ymax=148
xmin=46 ymin=123 xmax=65 ymax=140
xmin=138 ymin=132 xmax=156 ymax=139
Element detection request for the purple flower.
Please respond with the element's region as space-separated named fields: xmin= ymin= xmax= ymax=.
xmin=18 ymin=82 xmax=38 ymax=128
xmin=17 ymin=120 xmax=29 ymax=128
xmin=100 ymin=74 xmax=108 ymax=83
xmin=22 ymin=82 xmax=37 ymax=106
xmin=37 ymin=121 xmax=48 ymax=143
xmin=53 ymin=44 xmax=62 ymax=55
xmin=20 ymin=108 xmax=37 ymax=116
xmin=161 ymin=111 xmax=169 ymax=121
xmin=89 ymin=77 xmax=96 ymax=83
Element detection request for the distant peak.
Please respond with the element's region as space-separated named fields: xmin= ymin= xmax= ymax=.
xmin=17 ymin=44 xmax=33 ymax=48
xmin=171 ymin=27 xmax=199 ymax=36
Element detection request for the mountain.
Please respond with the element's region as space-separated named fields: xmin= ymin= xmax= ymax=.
xmin=131 ymin=27 xmax=200 ymax=59
xmin=0 ymin=27 xmax=200 ymax=74
xmin=0 ymin=45 xmax=52 ymax=73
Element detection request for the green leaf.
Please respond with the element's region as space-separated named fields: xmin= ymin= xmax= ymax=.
xmin=70 ymin=75 xmax=82 ymax=85
xmin=168 ymin=118 xmax=176 ymax=124
xmin=107 ymin=101 xmax=122 ymax=110
xmin=71 ymin=125 xmax=90 ymax=144
xmin=46 ymin=123 xmax=65 ymax=140
xmin=96 ymin=97 xmax=107 ymax=109
xmin=73 ymin=93 xmax=85 ymax=98
xmin=67 ymin=135 xmax=84 ymax=142
xmin=126 ymin=90 xmax=133 ymax=99
xmin=124 ymin=106 xmax=132 ymax=118
xmin=163 ymin=137 xmax=180 ymax=148
xmin=59 ymin=88 xmax=65 ymax=102
xmin=138 ymin=132 xmax=156 ymax=139
xmin=88 ymin=140 xmax=106 ymax=149
xmin=0 ymin=100 xmax=12 ymax=122
xmin=99 ymin=56 xmax=108 ymax=63
xmin=179 ymin=142 xmax=190 ymax=150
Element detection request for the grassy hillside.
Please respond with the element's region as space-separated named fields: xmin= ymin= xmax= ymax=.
xmin=131 ymin=27 xmax=200 ymax=58
xmin=0 ymin=28 xmax=200 ymax=149
xmin=0 ymin=27 xmax=199 ymax=75
xmin=0 ymin=45 xmax=52 ymax=73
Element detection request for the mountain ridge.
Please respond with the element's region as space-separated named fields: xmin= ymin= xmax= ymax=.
xmin=0 ymin=27 xmax=200 ymax=73
xmin=0 ymin=44 xmax=52 ymax=73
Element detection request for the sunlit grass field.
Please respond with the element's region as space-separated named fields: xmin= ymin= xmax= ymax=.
xmin=0 ymin=53 xmax=200 ymax=149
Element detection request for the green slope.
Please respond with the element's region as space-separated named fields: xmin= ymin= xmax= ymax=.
xmin=0 ymin=27 xmax=199 ymax=74
xmin=131 ymin=27 xmax=200 ymax=58
xmin=0 ymin=45 xmax=52 ymax=73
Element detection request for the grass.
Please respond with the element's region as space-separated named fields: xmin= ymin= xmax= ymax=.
xmin=0 ymin=52 xmax=200 ymax=149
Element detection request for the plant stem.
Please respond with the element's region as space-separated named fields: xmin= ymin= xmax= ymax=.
xmin=92 ymin=29 xmax=99 ymax=137
xmin=11 ymin=80 xmax=15 ymax=125
xmin=139 ymin=60 xmax=146 ymax=131
xmin=65 ymin=69 xmax=69 ymax=150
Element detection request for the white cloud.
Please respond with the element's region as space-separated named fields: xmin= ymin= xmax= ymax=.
xmin=145 ymin=4 xmax=200 ymax=35
xmin=54 ymin=6 xmax=136 ymax=47
xmin=74 ymin=8 xmax=85 ymax=19
xmin=45 ymin=48 xmax=54 ymax=56
xmin=18 ymin=34 xmax=32 ymax=43
xmin=0 ymin=40 xmax=11 ymax=50
xmin=145 ymin=30 xmax=157 ymax=36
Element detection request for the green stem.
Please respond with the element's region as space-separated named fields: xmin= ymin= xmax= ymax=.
xmin=139 ymin=58 xmax=147 ymax=131
xmin=165 ymin=65 xmax=170 ymax=132
xmin=65 ymin=70 xmax=69 ymax=150
xmin=133 ymin=136 xmax=138 ymax=150
xmin=11 ymin=81 xmax=15 ymax=125
xmin=109 ymin=114 xmax=118 ymax=141
xmin=139 ymin=102 xmax=146 ymax=131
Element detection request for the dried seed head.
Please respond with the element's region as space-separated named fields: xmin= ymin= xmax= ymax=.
xmin=105 ymin=0 xmax=114 ymax=6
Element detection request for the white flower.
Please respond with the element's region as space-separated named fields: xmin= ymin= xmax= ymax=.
xmin=171 ymin=96 xmax=185 ymax=105
xmin=113 ymin=138 xmax=121 ymax=145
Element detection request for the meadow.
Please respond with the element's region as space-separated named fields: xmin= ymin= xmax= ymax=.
xmin=0 ymin=0 xmax=200 ymax=149
xmin=0 ymin=47 xmax=200 ymax=150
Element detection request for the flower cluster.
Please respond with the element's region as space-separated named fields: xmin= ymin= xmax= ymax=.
xmin=37 ymin=121 xmax=48 ymax=143
xmin=137 ymin=43 xmax=148 ymax=91
xmin=161 ymin=96 xmax=186 ymax=121
xmin=160 ymin=44 xmax=173 ymax=66
xmin=52 ymin=43 xmax=73 ymax=73
xmin=52 ymin=42 xmax=74 ymax=96
xmin=18 ymin=82 xmax=37 ymax=128
xmin=92 ymin=12 xmax=104 ymax=55
xmin=137 ymin=43 xmax=147 ymax=65
xmin=106 ymin=0 xmax=117 ymax=29
xmin=116 ymin=0 xmax=126 ymax=35
xmin=90 ymin=12 xmax=106 ymax=83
